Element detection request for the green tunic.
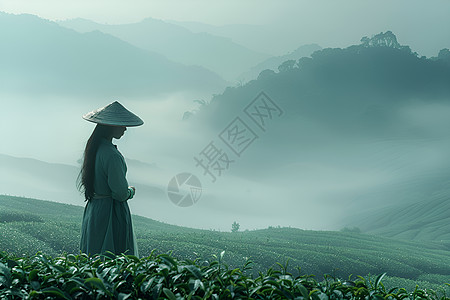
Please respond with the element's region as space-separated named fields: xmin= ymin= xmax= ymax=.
xmin=80 ymin=138 xmax=137 ymax=256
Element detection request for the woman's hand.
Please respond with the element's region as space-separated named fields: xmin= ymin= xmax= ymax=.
xmin=128 ymin=186 xmax=136 ymax=199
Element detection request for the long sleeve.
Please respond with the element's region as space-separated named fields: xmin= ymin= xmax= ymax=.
xmin=106 ymin=152 xmax=129 ymax=202
xmin=94 ymin=139 xmax=131 ymax=202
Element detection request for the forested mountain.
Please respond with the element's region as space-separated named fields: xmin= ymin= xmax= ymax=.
xmin=239 ymin=43 xmax=322 ymax=81
xmin=189 ymin=31 xmax=450 ymax=239
xmin=197 ymin=31 xmax=450 ymax=128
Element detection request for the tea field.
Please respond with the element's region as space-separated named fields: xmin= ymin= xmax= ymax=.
xmin=1 ymin=195 xmax=449 ymax=296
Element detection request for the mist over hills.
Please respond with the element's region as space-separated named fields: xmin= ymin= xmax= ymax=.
xmin=198 ymin=32 xmax=450 ymax=124
xmin=168 ymin=20 xmax=321 ymax=59
xmin=57 ymin=17 xmax=270 ymax=81
xmin=238 ymin=43 xmax=322 ymax=82
xmin=2 ymin=24 xmax=450 ymax=237
xmin=194 ymin=32 xmax=450 ymax=150
xmin=0 ymin=153 xmax=220 ymax=229
xmin=0 ymin=154 xmax=80 ymax=205
xmin=0 ymin=12 xmax=227 ymax=98
xmin=345 ymin=181 xmax=450 ymax=241
xmin=167 ymin=20 xmax=274 ymax=52
xmin=0 ymin=153 xmax=169 ymax=220
xmin=187 ymin=31 xmax=450 ymax=238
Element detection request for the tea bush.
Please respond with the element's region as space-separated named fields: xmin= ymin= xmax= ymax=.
xmin=0 ymin=211 xmax=44 ymax=223
xmin=0 ymin=251 xmax=449 ymax=299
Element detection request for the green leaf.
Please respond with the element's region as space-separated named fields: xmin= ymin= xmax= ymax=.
xmin=84 ymin=277 xmax=107 ymax=291
xmin=29 ymin=269 xmax=39 ymax=282
xmin=133 ymin=273 xmax=146 ymax=287
xmin=264 ymin=279 xmax=280 ymax=288
xmin=30 ymin=280 xmax=41 ymax=290
xmin=374 ymin=273 xmax=386 ymax=291
xmin=158 ymin=254 xmax=178 ymax=268
xmin=184 ymin=265 xmax=203 ymax=280
xmin=118 ymin=293 xmax=131 ymax=300
xmin=114 ymin=280 xmax=127 ymax=291
xmin=0 ymin=262 xmax=12 ymax=286
xmin=68 ymin=277 xmax=87 ymax=289
xmin=28 ymin=290 xmax=41 ymax=298
xmin=310 ymin=291 xmax=322 ymax=300
xmin=152 ymin=283 xmax=162 ymax=298
xmin=41 ymin=287 xmax=71 ymax=300
xmin=249 ymin=285 xmax=264 ymax=296
xmin=163 ymin=288 xmax=177 ymax=300
xmin=141 ymin=277 xmax=155 ymax=293
xmin=50 ymin=265 xmax=66 ymax=273
xmin=388 ymin=287 xmax=399 ymax=294
xmin=7 ymin=287 xmax=27 ymax=297
xmin=194 ymin=279 xmax=204 ymax=292
xmin=125 ymin=255 xmax=140 ymax=263
xmin=7 ymin=260 xmax=18 ymax=268
xmin=298 ymin=283 xmax=309 ymax=299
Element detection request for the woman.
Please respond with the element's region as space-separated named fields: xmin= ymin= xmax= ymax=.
xmin=78 ymin=101 xmax=143 ymax=257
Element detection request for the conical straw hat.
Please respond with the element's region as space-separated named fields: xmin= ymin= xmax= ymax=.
xmin=83 ymin=101 xmax=144 ymax=127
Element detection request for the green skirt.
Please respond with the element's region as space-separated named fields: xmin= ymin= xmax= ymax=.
xmin=80 ymin=197 xmax=138 ymax=257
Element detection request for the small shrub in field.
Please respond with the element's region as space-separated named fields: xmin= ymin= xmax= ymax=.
xmin=0 ymin=211 xmax=44 ymax=223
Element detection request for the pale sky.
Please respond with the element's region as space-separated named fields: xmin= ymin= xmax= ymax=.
xmin=2 ymin=0 xmax=449 ymax=26
xmin=1 ymin=0 xmax=449 ymax=57
xmin=0 ymin=0 xmax=291 ymax=24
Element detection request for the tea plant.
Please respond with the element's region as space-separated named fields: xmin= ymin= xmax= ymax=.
xmin=1 ymin=195 xmax=450 ymax=297
xmin=0 ymin=251 xmax=449 ymax=299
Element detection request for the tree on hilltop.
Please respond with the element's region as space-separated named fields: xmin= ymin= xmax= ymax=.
xmin=278 ymin=59 xmax=297 ymax=72
xmin=438 ymin=48 xmax=450 ymax=63
xmin=231 ymin=221 xmax=240 ymax=232
xmin=360 ymin=31 xmax=414 ymax=54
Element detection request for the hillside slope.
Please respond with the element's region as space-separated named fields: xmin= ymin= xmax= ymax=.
xmin=238 ymin=43 xmax=322 ymax=81
xmin=0 ymin=153 xmax=167 ymax=213
xmin=1 ymin=195 xmax=449 ymax=282
xmin=58 ymin=17 xmax=270 ymax=81
xmin=187 ymin=32 xmax=450 ymax=238
xmin=344 ymin=181 xmax=450 ymax=241
xmin=0 ymin=12 xmax=227 ymax=98
xmin=0 ymin=154 xmax=81 ymax=205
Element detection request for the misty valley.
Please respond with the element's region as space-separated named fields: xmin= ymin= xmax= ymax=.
xmin=1 ymin=11 xmax=450 ymax=299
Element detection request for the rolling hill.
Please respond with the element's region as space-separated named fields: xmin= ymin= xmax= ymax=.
xmin=344 ymin=180 xmax=450 ymax=241
xmin=194 ymin=32 xmax=450 ymax=130
xmin=0 ymin=12 xmax=227 ymax=98
xmin=238 ymin=43 xmax=322 ymax=81
xmin=186 ymin=31 xmax=450 ymax=240
xmin=0 ymin=153 xmax=166 ymax=210
xmin=1 ymin=194 xmax=449 ymax=287
xmin=0 ymin=154 xmax=81 ymax=206
xmin=58 ymin=17 xmax=270 ymax=81
xmin=167 ymin=20 xmax=304 ymax=58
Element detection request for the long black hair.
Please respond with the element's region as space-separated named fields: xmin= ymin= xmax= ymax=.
xmin=77 ymin=124 xmax=115 ymax=201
